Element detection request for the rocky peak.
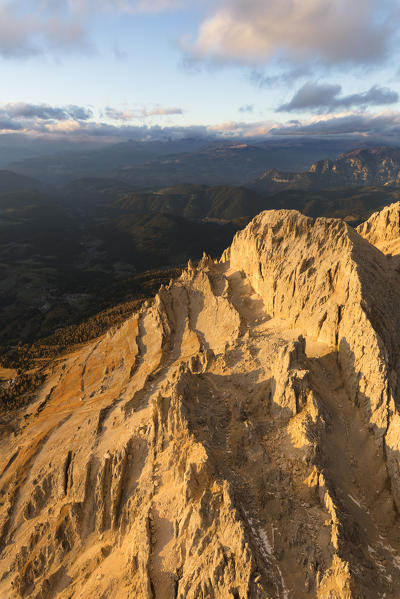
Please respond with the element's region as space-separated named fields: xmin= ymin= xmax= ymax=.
xmin=308 ymin=158 xmax=335 ymax=175
xmin=256 ymin=145 xmax=400 ymax=191
xmin=3 ymin=206 xmax=400 ymax=598
xmin=357 ymin=201 xmax=400 ymax=254
xmin=338 ymin=146 xmax=400 ymax=163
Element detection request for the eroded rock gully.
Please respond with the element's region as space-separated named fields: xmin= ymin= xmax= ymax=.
xmin=2 ymin=206 xmax=400 ymax=598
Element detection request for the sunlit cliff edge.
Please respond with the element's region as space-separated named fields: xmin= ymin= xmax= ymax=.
xmin=2 ymin=204 xmax=400 ymax=598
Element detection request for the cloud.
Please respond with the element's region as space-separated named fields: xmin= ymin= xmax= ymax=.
xmin=0 ymin=117 xmax=24 ymax=131
xmin=1 ymin=100 xmax=400 ymax=145
xmin=97 ymin=0 xmax=186 ymax=14
xmin=105 ymin=105 xmax=184 ymax=120
xmin=0 ymin=3 xmax=91 ymax=59
xmin=270 ymin=111 xmax=400 ymax=137
xmin=249 ymin=67 xmax=311 ymax=89
xmin=278 ymin=83 xmax=341 ymax=112
xmin=3 ymin=0 xmax=399 ymax=71
xmin=0 ymin=104 xmax=264 ymax=139
xmin=141 ymin=106 xmax=184 ymax=117
xmin=37 ymin=118 xmax=275 ymax=140
xmin=39 ymin=120 xmax=210 ymax=141
xmin=239 ymin=104 xmax=253 ymax=113
xmin=51 ymin=0 xmax=185 ymax=14
xmin=0 ymin=102 xmax=94 ymax=134
xmin=0 ymin=0 xmax=185 ymax=60
xmin=208 ymin=121 xmax=242 ymax=132
xmin=186 ymin=0 xmax=399 ymax=68
xmin=0 ymin=100 xmax=190 ymax=139
xmin=204 ymin=111 xmax=400 ymax=140
xmin=0 ymin=102 xmax=183 ymax=137
xmin=40 ymin=0 xmax=185 ymax=14
xmin=104 ymin=107 xmax=133 ymax=121
xmin=3 ymin=102 xmax=93 ymax=121
xmin=277 ymin=82 xmax=399 ymax=112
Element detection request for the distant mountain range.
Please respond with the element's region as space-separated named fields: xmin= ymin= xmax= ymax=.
xmin=3 ymin=145 xmax=400 ymax=350
xmin=115 ymin=184 xmax=265 ymax=222
xmin=0 ymin=169 xmax=45 ymax=195
xmin=0 ymin=173 xmax=241 ymax=348
xmin=9 ymin=140 xmax=400 ymax=192
xmin=9 ymin=137 xmax=356 ymax=187
xmin=255 ymin=146 xmax=400 ymax=192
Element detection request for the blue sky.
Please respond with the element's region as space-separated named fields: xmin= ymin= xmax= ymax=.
xmin=1 ymin=0 xmax=400 ymax=141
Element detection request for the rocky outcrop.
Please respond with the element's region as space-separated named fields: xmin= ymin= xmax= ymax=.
xmin=356 ymin=201 xmax=400 ymax=255
xmin=256 ymin=146 xmax=400 ymax=192
xmin=2 ymin=206 xmax=400 ymax=598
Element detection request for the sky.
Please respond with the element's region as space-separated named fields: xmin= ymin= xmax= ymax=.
xmin=1 ymin=0 xmax=400 ymax=143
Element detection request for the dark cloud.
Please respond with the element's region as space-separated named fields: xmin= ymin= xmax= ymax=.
xmin=66 ymin=105 xmax=94 ymax=120
xmin=0 ymin=102 xmax=94 ymax=134
xmin=277 ymin=83 xmax=341 ymax=112
xmin=277 ymin=82 xmax=399 ymax=113
xmin=3 ymin=103 xmax=93 ymax=121
xmin=47 ymin=120 xmax=211 ymax=141
xmin=270 ymin=112 xmax=400 ymax=137
xmin=0 ymin=118 xmax=23 ymax=131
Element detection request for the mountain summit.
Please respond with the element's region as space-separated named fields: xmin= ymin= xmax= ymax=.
xmin=256 ymin=146 xmax=400 ymax=192
xmin=2 ymin=206 xmax=400 ymax=598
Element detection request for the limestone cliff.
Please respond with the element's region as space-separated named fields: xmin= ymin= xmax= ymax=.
xmin=2 ymin=206 xmax=400 ymax=598
xmin=356 ymin=201 xmax=400 ymax=255
xmin=256 ymin=146 xmax=400 ymax=192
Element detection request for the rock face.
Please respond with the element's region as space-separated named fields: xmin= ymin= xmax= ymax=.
xmin=257 ymin=146 xmax=400 ymax=192
xmin=356 ymin=201 xmax=400 ymax=255
xmin=2 ymin=206 xmax=400 ymax=598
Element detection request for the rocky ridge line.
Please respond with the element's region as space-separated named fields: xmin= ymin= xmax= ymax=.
xmin=2 ymin=206 xmax=400 ymax=597
xmin=257 ymin=146 xmax=400 ymax=191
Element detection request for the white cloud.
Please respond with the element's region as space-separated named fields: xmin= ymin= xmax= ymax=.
xmin=141 ymin=106 xmax=184 ymax=117
xmin=105 ymin=105 xmax=184 ymax=120
xmin=208 ymin=121 xmax=241 ymax=132
xmin=187 ymin=0 xmax=399 ymax=67
xmin=207 ymin=119 xmax=277 ymax=137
